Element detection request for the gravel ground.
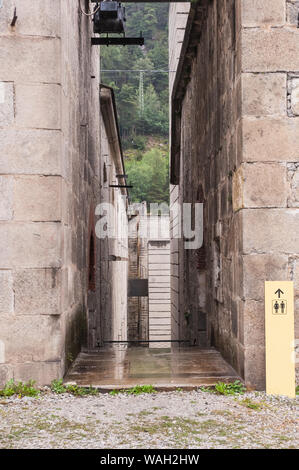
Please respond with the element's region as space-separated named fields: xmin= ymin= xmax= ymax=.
xmin=0 ymin=390 xmax=298 ymax=449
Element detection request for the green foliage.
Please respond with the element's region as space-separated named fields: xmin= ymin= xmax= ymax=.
xmin=50 ymin=379 xmax=67 ymax=394
xmin=109 ymin=389 xmax=120 ymax=396
xmin=50 ymin=379 xmax=99 ymax=396
xmin=214 ymin=381 xmax=246 ymax=396
xmin=101 ymin=5 xmax=170 ymax=203
xmin=126 ymin=147 xmax=169 ymax=205
xmin=101 ymin=3 xmax=169 ymax=139
xmin=130 ymin=135 xmax=147 ymax=151
xmin=296 ymin=386 xmax=299 ymax=395
xmin=199 ymin=385 xmax=214 ymax=393
xmin=0 ymin=379 xmax=39 ymax=398
xmin=109 ymin=385 xmax=157 ymax=395
xmin=200 ymin=380 xmax=246 ymax=396
xmin=136 ymin=84 xmax=169 ymax=135
xmin=64 ymin=384 xmax=99 ymax=396
xmin=126 ymin=385 xmax=157 ymax=395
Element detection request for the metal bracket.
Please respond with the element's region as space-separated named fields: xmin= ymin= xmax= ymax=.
xmin=92 ymin=36 xmax=144 ymax=46
xmin=109 ymin=184 xmax=133 ymax=188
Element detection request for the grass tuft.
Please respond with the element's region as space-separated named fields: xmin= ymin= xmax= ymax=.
xmin=110 ymin=385 xmax=157 ymax=396
xmin=50 ymin=379 xmax=99 ymax=396
xmin=200 ymin=380 xmax=246 ymax=396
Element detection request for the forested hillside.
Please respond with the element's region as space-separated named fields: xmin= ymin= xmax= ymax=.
xmin=100 ymin=3 xmax=170 ymax=205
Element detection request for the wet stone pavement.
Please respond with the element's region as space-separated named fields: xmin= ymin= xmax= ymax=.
xmin=64 ymin=346 xmax=239 ymax=389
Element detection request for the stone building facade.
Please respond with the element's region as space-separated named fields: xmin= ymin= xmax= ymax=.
xmin=0 ymin=0 xmax=128 ymax=386
xmin=128 ymin=210 xmax=170 ymax=347
xmin=170 ymin=0 xmax=299 ymax=389
xmin=128 ymin=203 xmax=149 ymax=344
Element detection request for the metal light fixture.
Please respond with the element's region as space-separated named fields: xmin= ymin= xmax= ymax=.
xmin=93 ymin=1 xmax=126 ymax=35
xmin=91 ymin=1 xmax=144 ymax=46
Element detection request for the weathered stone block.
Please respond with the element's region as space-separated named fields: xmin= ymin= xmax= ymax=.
xmin=0 ymin=339 xmax=5 ymax=363
xmin=0 ymin=37 xmax=60 ymax=83
xmin=243 ymin=209 xmax=299 ymax=254
xmin=244 ymin=345 xmax=265 ymax=390
xmin=150 ymin=255 xmax=170 ymax=264
xmin=232 ymin=166 xmax=244 ymax=211
xmin=149 ymin=317 xmax=171 ymax=326
xmin=289 ymin=77 xmax=299 ymax=116
xmin=286 ymin=1 xmax=299 ymax=25
xmin=0 ymin=271 xmax=14 ymax=314
xmin=15 ymin=84 xmax=61 ymax=129
xmin=0 ymin=365 xmax=11 ymax=388
xmin=0 ymin=176 xmax=13 ymax=220
xmin=243 ymin=118 xmax=299 ymax=162
xmin=14 ymin=176 xmax=62 ymax=221
xmin=0 ymin=129 xmax=61 ymax=175
xmin=292 ymin=257 xmax=299 ymax=295
xmin=0 ymin=82 xmax=14 ymax=126
xmin=242 ymin=29 xmax=299 ymax=72
xmin=149 ymin=334 xmax=171 ymax=341
xmin=242 ymin=73 xmax=286 ymax=116
xmin=0 ymin=315 xmax=62 ymax=363
xmin=287 ymin=163 xmax=299 ymax=207
xmin=243 ymin=254 xmax=288 ymax=301
xmin=241 ymin=0 xmax=286 ymax=26
xmin=149 ymin=304 xmax=171 ymax=312
xmin=14 ymin=268 xmax=61 ymax=315
xmin=0 ymin=222 xmax=62 ymax=268
xmin=242 ymin=163 xmax=287 ymax=208
xmin=149 ymin=275 xmax=170 ymax=284
xmin=13 ymin=361 xmax=62 ymax=386
xmin=0 ymin=0 xmax=60 ymax=37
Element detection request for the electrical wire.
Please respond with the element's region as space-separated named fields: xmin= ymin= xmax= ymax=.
xmin=79 ymin=0 xmax=101 ymax=17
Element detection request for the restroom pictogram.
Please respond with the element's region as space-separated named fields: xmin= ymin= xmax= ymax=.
xmin=272 ymin=299 xmax=287 ymax=315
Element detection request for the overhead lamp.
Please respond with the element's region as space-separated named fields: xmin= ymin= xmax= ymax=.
xmin=91 ymin=1 xmax=144 ymax=46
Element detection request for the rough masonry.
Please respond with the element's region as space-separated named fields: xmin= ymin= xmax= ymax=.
xmin=170 ymin=0 xmax=299 ymax=389
xmin=0 ymin=0 xmax=128 ymax=386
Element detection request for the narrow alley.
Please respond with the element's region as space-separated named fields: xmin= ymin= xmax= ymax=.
xmin=0 ymin=0 xmax=298 ymax=453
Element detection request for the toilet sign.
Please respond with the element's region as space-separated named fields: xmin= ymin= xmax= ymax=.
xmin=265 ymin=281 xmax=295 ymax=398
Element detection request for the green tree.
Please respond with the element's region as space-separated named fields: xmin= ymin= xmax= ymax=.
xmin=126 ymin=148 xmax=169 ymax=205
xmin=100 ymin=3 xmax=169 ymax=139
xmin=136 ymin=84 xmax=168 ymax=135
xmin=118 ymin=84 xmax=138 ymax=137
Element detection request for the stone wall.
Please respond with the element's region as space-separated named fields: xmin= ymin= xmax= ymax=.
xmin=239 ymin=0 xmax=299 ymax=386
xmin=180 ymin=0 xmax=242 ymax=362
xmin=170 ymin=0 xmax=299 ymax=388
xmin=96 ymin=87 xmax=128 ymax=346
xmin=0 ymin=0 xmax=101 ymax=385
xmin=169 ymin=2 xmax=190 ymax=348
